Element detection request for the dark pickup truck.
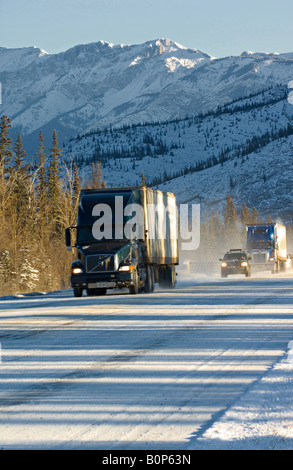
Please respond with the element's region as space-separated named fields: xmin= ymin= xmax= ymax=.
xmin=220 ymin=249 xmax=251 ymax=278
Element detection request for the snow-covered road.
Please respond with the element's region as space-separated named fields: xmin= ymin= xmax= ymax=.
xmin=0 ymin=272 xmax=293 ymax=450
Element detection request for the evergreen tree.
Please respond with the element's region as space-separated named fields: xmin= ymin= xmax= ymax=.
xmin=73 ymin=164 xmax=80 ymax=206
xmin=48 ymin=130 xmax=62 ymax=229
xmin=251 ymin=207 xmax=260 ymax=224
xmin=224 ymin=196 xmax=237 ymax=230
xmin=12 ymin=134 xmax=30 ymax=217
xmin=85 ymin=161 xmax=105 ymax=189
xmin=60 ymin=160 xmax=81 ymax=229
xmin=240 ymin=203 xmax=251 ymax=227
xmin=0 ymin=115 xmax=13 ymax=178
xmin=35 ymin=130 xmax=47 ymax=214
xmin=0 ymin=249 xmax=15 ymax=286
xmin=18 ymin=246 xmax=39 ymax=292
xmin=0 ymin=115 xmax=14 ymax=217
xmin=14 ymin=133 xmax=27 ymax=171
xmin=224 ymin=196 xmax=239 ymax=247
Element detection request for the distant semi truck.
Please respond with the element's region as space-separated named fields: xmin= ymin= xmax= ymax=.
xmin=65 ymin=186 xmax=179 ymax=297
xmin=246 ymin=223 xmax=287 ymax=273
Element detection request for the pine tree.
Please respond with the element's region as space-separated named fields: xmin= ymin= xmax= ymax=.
xmin=0 ymin=249 xmax=15 ymax=287
xmin=35 ymin=131 xmax=47 ymax=213
xmin=48 ymin=130 xmax=62 ymax=229
xmin=224 ymin=196 xmax=237 ymax=230
xmin=0 ymin=115 xmax=14 ymax=217
xmin=60 ymin=160 xmax=81 ymax=229
xmin=14 ymin=133 xmax=27 ymax=171
xmin=224 ymin=196 xmax=240 ymax=248
xmin=240 ymin=203 xmax=251 ymax=227
xmin=85 ymin=161 xmax=105 ymax=189
xmin=251 ymin=207 xmax=260 ymax=224
xmin=18 ymin=246 xmax=39 ymax=292
xmin=0 ymin=115 xmax=13 ymax=177
xmin=73 ymin=164 xmax=80 ymax=207
xmin=12 ymin=134 xmax=30 ymax=217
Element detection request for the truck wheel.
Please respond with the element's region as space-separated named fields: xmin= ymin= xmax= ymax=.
xmin=166 ymin=265 xmax=176 ymax=288
xmin=86 ymin=288 xmax=95 ymax=296
xmin=95 ymin=288 xmax=107 ymax=296
xmin=144 ymin=266 xmax=154 ymax=293
xmin=158 ymin=266 xmax=166 ymax=288
xmin=272 ymin=262 xmax=279 ymax=274
xmin=129 ymin=273 xmax=139 ymax=294
xmin=73 ymin=287 xmax=83 ymax=297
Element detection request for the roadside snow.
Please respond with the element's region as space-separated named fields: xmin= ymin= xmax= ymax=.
xmin=190 ymin=341 xmax=293 ymax=449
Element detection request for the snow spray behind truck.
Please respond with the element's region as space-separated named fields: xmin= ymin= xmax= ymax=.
xmin=65 ymin=186 xmax=179 ymax=297
xmin=246 ymin=223 xmax=287 ymax=273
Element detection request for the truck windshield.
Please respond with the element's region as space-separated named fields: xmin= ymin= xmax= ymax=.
xmin=224 ymin=253 xmax=247 ymax=260
xmin=248 ymin=241 xmax=272 ymax=250
xmin=77 ymin=226 xmax=101 ymax=244
xmin=77 ymin=191 xmax=140 ymax=244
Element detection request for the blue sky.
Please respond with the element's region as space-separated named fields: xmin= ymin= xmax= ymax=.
xmin=0 ymin=0 xmax=292 ymax=57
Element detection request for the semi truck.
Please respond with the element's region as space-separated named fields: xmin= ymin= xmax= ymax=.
xmin=65 ymin=186 xmax=179 ymax=297
xmin=246 ymin=223 xmax=287 ymax=273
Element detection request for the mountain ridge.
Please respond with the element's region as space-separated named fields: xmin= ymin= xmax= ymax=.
xmin=1 ymin=38 xmax=293 ymax=154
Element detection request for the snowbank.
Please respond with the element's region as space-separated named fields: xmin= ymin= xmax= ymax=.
xmin=191 ymin=341 xmax=293 ymax=450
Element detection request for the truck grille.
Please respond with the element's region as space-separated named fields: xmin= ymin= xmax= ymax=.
xmin=253 ymin=253 xmax=267 ymax=264
xmin=86 ymin=254 xmax=115 ymax=273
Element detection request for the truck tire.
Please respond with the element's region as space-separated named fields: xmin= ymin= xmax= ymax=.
xmin=158 ymin=266 xmax=166 ymax=288
xmin=166 ymin=265 xmax=176 ymax=288
xmin=129 ymin=273 xmax=139 ymax=294
xmin=86 ymin=288 xmax=95 ymax=296
xmin=95 ymin=288 xmax=107 ymax=295
xmin=73 ymin=287 xmax=83 ymax=297
xmin=144 ymin=265 xmax=154 ymax=293
xmin=159 ymin=266 xmax=176 ymax=288
xmin=272 ymin=262 xmax=279 ymax=274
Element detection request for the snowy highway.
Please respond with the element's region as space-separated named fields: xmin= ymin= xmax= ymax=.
xmin=1 ymin=272 xmax=293 ymax=450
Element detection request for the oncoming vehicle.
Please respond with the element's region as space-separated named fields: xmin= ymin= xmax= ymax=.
xmin=219 ymin=249 xmax=251 ymax=278
xmin=65 ymin=186 xmax=179 ymax=297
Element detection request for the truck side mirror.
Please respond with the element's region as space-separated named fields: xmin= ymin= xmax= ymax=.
xmin=65 ymin=228 xmax=71 ymax=247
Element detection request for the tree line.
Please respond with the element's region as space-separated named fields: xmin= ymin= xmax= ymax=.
xmin=0 ymin=116 xmax=82 ymax=295
xmin=0 ymin=115 xmax=110 ymax=296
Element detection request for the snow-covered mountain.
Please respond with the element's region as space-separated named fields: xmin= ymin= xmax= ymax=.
xmin=64 ymin=84 xmax=293 ymax=223
xmin=1 ymin=38 xmax=293 ymax=222
xmin=1 ymin=38 xmax=293 ymax=151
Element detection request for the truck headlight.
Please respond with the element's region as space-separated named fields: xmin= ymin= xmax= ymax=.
xmin=119 ymin=265 xmax=135 ymax=272
xmin=71 ymin=267 xmax=83 ymax=274
xmin=221 ymin=262 xmax=227 ymax=268
xmin=241 ymin=261 xmax=248 ymax=267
